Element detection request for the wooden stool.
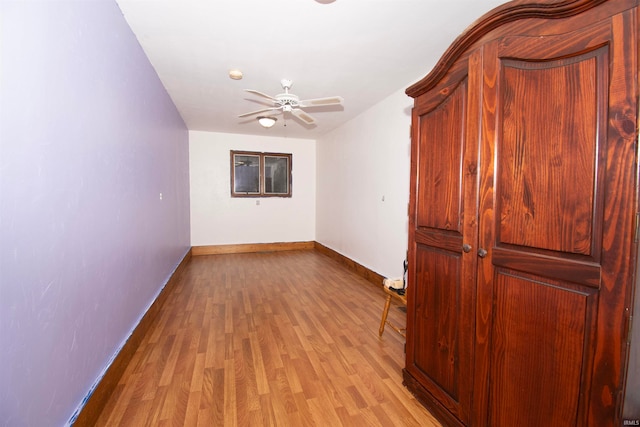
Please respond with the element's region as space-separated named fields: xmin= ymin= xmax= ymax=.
xmin=379 ymin=286 xmax=407 ymax=338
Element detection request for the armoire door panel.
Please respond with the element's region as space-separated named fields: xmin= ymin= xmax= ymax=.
xmin=497 ymin=48 xmax=608 ymax=259
xmin=488 ymin=270 xmax=597 ymax=427
xmin=474 ymin=14 xmax=636 ymax=426
xmin=482 ymin=43 xmax=605 ymax=424
xmin=406 ymin=69 xmax=477 ymax=424
xmin=410 ymin=244 xmax=463 ymax=408
xmin=416 ymin=79 xmax=467 ymax=233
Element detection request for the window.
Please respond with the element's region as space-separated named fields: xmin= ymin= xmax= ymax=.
xmin=230 ymin=150 xmax=292 ymax=197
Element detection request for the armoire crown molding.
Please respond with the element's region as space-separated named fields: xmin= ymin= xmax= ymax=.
xmin=406 ymin=0 xmax=611 ymax=98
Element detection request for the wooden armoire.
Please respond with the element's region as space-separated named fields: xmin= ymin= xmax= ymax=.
xmin=403 ymin=1 xmax=639 ymax=426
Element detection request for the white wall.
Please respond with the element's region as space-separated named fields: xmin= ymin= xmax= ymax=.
xmin=190 ymin=131 xmax=316 ymax=245
xmin=316 ymin=88 xmax=413 ymax=279
xmin=189 ymin=89 xmax=413 ymax=279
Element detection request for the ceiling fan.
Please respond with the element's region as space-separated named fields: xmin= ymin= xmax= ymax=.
xmin=238 ymin=79 xmax=343 ymax=125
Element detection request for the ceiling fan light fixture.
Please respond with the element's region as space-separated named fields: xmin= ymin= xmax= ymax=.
xmin=229 ymin=69 xmax=243 ymax=80
xmin=257 ymin=116 xmax=277 ymax=128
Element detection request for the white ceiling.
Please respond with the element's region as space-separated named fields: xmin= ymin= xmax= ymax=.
xmin=116 ymin=0 xmax=506 ymax=139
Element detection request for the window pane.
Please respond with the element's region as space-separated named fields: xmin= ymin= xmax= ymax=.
xmin=233 ymin=154 xmax=260 ymax=193
xmin=264 ymin=156 xmax=289 ymax=194
xmin=230 ymin=151 xmax=292 ymax=198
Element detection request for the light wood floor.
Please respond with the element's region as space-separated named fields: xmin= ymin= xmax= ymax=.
xmin=96 ymin=250 xmax=441 ymax=426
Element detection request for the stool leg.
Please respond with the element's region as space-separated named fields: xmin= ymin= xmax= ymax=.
xmin=379 ymin=294 xmax=392 ymax=337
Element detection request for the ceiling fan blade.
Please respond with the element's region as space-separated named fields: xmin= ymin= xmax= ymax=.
xmin=298 ymin=96 xmax=344 ymax=107
xmin=238 ymin=106 xmax=280 ymax=118
xmin=244 ymin=89 xmax=278 ymax=101
xmin=291 ymin=108 xmax=316 ymax=125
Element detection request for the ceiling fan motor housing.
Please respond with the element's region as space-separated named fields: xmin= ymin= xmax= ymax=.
xmin=276 ymin=94 xmax=299 ymax=110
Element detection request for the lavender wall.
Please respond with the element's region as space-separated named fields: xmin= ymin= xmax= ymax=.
xmin=0 ymin=2 xmax=191 ymax=426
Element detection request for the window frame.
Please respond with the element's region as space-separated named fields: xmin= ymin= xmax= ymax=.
xmin=230 ymin=150 xmax=292 ymax=198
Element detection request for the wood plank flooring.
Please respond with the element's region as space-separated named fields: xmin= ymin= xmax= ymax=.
xmin=96 ymin=250 xmax=441 ymax=426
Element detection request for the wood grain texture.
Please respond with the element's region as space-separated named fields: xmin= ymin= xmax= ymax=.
xmin=498 ymin=51 xmax=603 ymax=256
xmin=412 ymin=246 xmax=462 ymax=401
xmin=94 ymin=250 xmax=440 ymax=426
xmin=589 ymin=8 xmax=638 ymax=425
xmin=415 ymin=78 xmax=466 ymax=233
xmin=488 ymin=272 xmax=597 ymax=426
